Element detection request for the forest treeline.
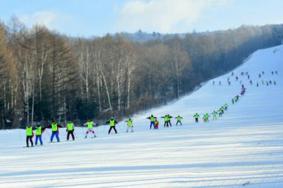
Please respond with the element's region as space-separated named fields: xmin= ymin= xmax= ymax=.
xmin=1 ymin=18 xmax=283 ymax=128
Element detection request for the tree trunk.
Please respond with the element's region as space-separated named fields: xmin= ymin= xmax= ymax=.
xmin=100 ymin=70 xmax=112 ymax=111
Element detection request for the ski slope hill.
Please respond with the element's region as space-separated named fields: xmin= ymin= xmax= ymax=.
xmin=0 ymin=45 xmax=283 ymax=188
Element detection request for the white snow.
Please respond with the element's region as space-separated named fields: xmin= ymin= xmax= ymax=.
xmin=1 ymin=45 xmax=283 ymax=188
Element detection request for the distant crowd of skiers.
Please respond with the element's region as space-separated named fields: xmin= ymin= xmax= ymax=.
xmin=212 ymin=70 xmax=279 ymax=87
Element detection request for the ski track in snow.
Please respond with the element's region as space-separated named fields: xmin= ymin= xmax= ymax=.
xmin=1 ymin=45 xmax=283 ymax=187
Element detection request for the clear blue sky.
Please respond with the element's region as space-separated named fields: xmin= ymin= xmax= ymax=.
xmin=1 ymin=0 xmax=283 ymax=37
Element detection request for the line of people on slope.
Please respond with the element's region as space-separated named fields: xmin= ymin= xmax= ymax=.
xmin=25 ymin=117 xmax=121 ymax=147
xmin=193 ymin=85 xmax=246 ymax=123
xmin=24 ymin=84 xmax=247 ymax=148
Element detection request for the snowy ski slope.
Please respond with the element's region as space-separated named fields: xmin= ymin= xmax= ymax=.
xmin=0 ymin=45 xmax=283 ymax=187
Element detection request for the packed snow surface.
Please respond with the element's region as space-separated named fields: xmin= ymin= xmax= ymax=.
xmin=1 ymin=45 xmax=283 ymax=188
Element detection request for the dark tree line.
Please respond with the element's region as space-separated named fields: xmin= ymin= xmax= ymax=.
xmin=1 ymin=19 xmax=283 ymax=128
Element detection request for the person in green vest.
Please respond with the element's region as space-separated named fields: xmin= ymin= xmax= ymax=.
xmin=193 ymin=113 xmax=200 ymax=123
xmin=35 ymin=124 xmax=45 ymax=146
xmin=167 ymin=114 xmax=173 ymax=127
xmin=147 ymin=114 xmax=156 ymax=129
xmin=84 ymin=119 xmax=96 ymax=138
xmin=125 ymin=118 xmax=134 ymax=133
xmin=212 ymin=110 xmax=218 ymax=120
xmin=161 ymin=115 xmax=169 ymax=127
xmin=162 ymin=114 xmax=173 ymax=127
xmin=66 ymin=121 xmax=75 ymax=141
xmin=26 ymin=124 xmax=34 ymax=147
xmin=107 ymin=117 xmax=118 ymax=134
xmin=203 ymin=113 xmax=210 ymax=122
xmin=175 ymin=115 xmax=183 ymax=126
xmin=50 ymin=120 xmax=61 ymax=143
xmin=206 ymin=113 xmax=210 ymax=122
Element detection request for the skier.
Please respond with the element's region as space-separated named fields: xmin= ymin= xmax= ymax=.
xmin=193 ymin=113 xmax=200 ymax=123
xmin=50 ymin=120 xmax=61 ymax=143
xmin=175 ymin=115 xmax=183 ymax=126
xmin=84 ymin=119 xmax=96 ymax=138
xmin=224 ymin=103 xmax=228 ymax=111
xmin=147 ymin=114 xmax=156 ymax=129
xmin=241 ymin=85 xmax=246 ymax=96
xmin=161 ymin=115 xmax=169 ymax=127
xmin=167 ymin=114 xmax=173 ymax=127
xmin=154 ymin=117 xmax=159 ymax=129
xmin=107 ymin=117 xmax=118 ymax=134
xmin=212 ymin=81 xmax=215 ymax=85
xmin=126 ymin=118 xmax=134 ymax=133
xmin=218 ymin=107 xmax=225 ymax=117
xmin=212 ymin=110 xmax=218 ymax=120
xmin=26 ymin=124 xmax=34 ymax=147
xmin=203 ymin=113 xmax=210 ymax=122
xmin=219 ymin=81 xmax=221 ymax=85
xmin=234 ymin=95 xmax=240 ymax=103
xmin=162 ymin=114 xmax=172 ymax=127
xmin=35 ymin=124 xmax=44 ymax=146
xmin=66 ymin=121 xmax=75 ymax=141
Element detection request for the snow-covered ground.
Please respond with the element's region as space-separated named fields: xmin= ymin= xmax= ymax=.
xmin=1 ymin=45 xmax=283 ymax=188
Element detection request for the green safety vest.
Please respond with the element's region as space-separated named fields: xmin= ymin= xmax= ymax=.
xmin=204 ymin=114 xmax=209 ymax=119
xmin=176 ymin=116 xmax=182 ymax=121
xmin=51 ymin=123 xmax=58 ymax=132
xmin=86 ymin=121 xmax=94 ymax=129
xmin=67 ymin=122 xmax=74 ymax=131
xmin=164 ymin=116 xmax=169 ymax=122
xmin=109 ymin=119 xmax=116 ymax=127
xmin=35 ymin=126 xmax=42 ymax=136
xmin=127 ymin=119 xmax=133 ymax=127
xmin=194 ymin=114 xmax=199 ymax=118
xmin=150 ymin=116 xmax=155 ymax=122
xmin=26 ymin=126 xmax=33 ymax=136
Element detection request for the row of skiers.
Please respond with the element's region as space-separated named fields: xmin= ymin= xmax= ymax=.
xmin=146 ymin=115 xmax=183 ymax=129
xmin=196 ymin=84 xmax=244 ymax=124
xmin=25 ymin=84 xmax=246 ymax=148
xmin=192 ymin=103 xmax=229 ymax=123
xmin=25 ymin=117 xmax=127 ymax=147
